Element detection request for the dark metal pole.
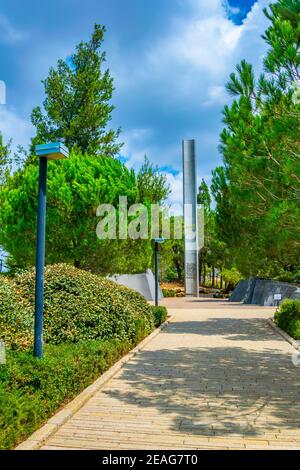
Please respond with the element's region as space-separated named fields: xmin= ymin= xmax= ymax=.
xmin=155 ymin=241 xmax=158 ymax=306
xmin=34 ymin=157 xmax=47 ymax=358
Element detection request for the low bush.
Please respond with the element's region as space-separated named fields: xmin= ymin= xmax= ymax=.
xmin=151 ymin=306 xmax=168 ymax=327
xmin=0 ymin=338 xmax=134 ymax=450
xmin=0 ymin=277 xmax=33 ymax=350
xmin=1 ymin=264 xmax=154 ymax=350
xmin=162 ymin=288 xmax=176 ymax=297
xmin=222 ymin=267 xmax=242 ymax=292
xmin=274 ymin=299 xmax=300 ymax=340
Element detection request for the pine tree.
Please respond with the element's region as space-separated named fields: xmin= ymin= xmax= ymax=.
xmin=31 ymin=24 xmax=121 ymax=156
xmin=211 ymin=0 xmax=300 ymax=277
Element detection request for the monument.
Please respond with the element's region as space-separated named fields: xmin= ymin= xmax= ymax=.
xmin=182 ymin=139 xmax=199 ymax=297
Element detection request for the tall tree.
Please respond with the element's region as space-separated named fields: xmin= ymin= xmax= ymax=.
xmin=31 ymin=24 xmax=121 ymax=156
xmin=0 ymin=151 xmax=140 ymax=272
xmin=137 ymin=156 xmax=170 ymax=204
xmin=197 ymin=179 xmax=211 ymax=210
xmin=212 ymin=0 xmax=300 ymax=278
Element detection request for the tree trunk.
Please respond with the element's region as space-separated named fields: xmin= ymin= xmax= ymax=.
xmin=175 ymin=260 xmax=182 ymax=281
xmin=199 ymin=260 xmax=202 ymax=286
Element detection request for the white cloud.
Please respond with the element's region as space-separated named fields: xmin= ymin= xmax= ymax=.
xmin=222 ymin=0 xmax=241 ymax=17
xmin=115 ymin=0 xmax=271 ymax=181
xmin=147 ymin=14 xmax=242 ymax=85
xmin=165 ymin=171 xmax=183 ymax=208
xmin=121 ymin=128 xmax=154 ymax=168
xmin=0 ymin=14 xmax=27 ymax=44
xmin=202 ymin=85 xmax=228 ymax=106
xmin=0 ymin=106 xmax=33 ymax=152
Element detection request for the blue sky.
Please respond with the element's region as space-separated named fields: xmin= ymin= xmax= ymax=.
xmin=0 ymin=0 xmax=271 ymax=205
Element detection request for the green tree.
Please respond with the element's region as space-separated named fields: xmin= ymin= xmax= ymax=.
xmin=0 ymin=151 xmax=139 ymax=271
xmin=197 ymin=179 xmax=211 ymax=210
xmin=211 ymin=0 xmax=300 ymax=278
xmin=31 ymin=24 xmax=121 ymax=156
xmin=0 ymin=133 xmax=10 ymax=185
xmin=137 ymin=156 xmax=170 ymax=204
xmin=159 ymin=216 xmax=184 ymax=282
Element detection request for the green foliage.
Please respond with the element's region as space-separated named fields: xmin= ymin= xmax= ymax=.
xmin=221 ymin=267 xmax=242 ymax=291
xmin=157 ymin=217 xmax=184 ymax=282
xmin=2 ymin=266 xmax=169 ymax=347
xmin=211 ymin=0 xmax=300 ymax=278
xmin=0 ymin=277 xmax=33 ymax=350
xmin=0 ymin=150 xmax=146 ymax=272
xmin=274 ymin=270 xmax=300 ymax=283
xmin=151 ymin=306 xmax=168 ymax=327
xmin=0 ymin=338 xmax=135 ymax=450
xmin=262 ymin=0 xmax=300 ymax=81
xmin=137 ymin=156 xmax=170 ymax=204
xmin=197 ymin=178 xmax=228 ymax=286
xmin=31 ymin=24 xmax=120 ymax=156
xmin=274 ymin=299 xmax=300 ymax=339
xmin=0 ymin=132 xmax=10 ymax=185
xmin=197 ymin=179 xmax=211 ymax=210
xmin=162 ymin=288 xmax=176 ymax=297
xmin=0 ymin=264 xmax=154 ymax=349
xmin=0 ymin=148 xmax=170 ymax=274
xmin=1 ymin=27 xmax=171 ymax=276
xmin=0 ymin=264 xmax=169 ymax=450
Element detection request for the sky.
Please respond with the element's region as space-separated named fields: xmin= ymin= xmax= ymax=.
xmin=0 ymin=0 xmax=272 ymax=206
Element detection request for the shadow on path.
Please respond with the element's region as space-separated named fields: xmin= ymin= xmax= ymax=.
xmin=103 ymin=317 xmax=300 ymax=438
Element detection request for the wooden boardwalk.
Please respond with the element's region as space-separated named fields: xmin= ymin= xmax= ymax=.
xmin=34 ymin=299 xmax=300 ymax=449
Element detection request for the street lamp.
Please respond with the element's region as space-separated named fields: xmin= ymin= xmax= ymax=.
xmin=34 ymin=142 xmax=69 ymax=358
xmin=154 ymin=238 xmax=165 ymax=306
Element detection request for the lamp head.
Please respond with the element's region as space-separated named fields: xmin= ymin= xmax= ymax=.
xmin=35 ymin=141 xmax=69 ymax=160
xmin=154 ymin=238 xmax=165 ymax=244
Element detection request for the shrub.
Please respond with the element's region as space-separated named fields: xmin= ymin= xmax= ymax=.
xmin=274 ymin=299 xmax=300 ymax=340
xmin=1 ymin=264 xmax=154 ymax=350
xmin=162 ymin=288 xmax=176 ymax=297
xmin=222 ymin=267 xmax=242 ymax=291
xmin=151 ymin=306 xmax=168 ymax=328
xmin=0 ymin=338 xmax=133 ymax=450
xmin=0 ymin=277 xmax=33 ymax=350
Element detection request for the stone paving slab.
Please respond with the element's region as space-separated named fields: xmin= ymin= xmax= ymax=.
xmin=30 ymin=299 xmax=300 ymax=450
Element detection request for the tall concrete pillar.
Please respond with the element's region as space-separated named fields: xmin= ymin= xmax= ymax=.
xmin=182 ymin=139 xmax=199 ymax=297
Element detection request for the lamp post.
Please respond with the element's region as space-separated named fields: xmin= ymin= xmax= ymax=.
xmin=34 ymin=142 xmax=69 ymax=358
xmin=154 ymin=238 xmax=165 ymax=306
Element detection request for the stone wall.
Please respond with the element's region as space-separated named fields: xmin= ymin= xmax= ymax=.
xmin=108 ymin=269 xmax=163 ymax=302
xmin=230 ymin=278 xmax=300 ymax=306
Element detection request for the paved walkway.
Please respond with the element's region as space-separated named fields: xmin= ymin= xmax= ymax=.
xmin=41 ymin=298 xmax=300 ymax=450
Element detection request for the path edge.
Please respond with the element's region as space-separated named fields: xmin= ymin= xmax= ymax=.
xmin=15 ymin=315 xmax=173 ymax=451
xmin=267 ymin=318 xmax=300 ymax=352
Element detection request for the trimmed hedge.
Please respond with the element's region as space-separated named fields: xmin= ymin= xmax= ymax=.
xmin=151 ymin=306 xmax=168 ymax=327
xmin=1 ymin=264 xmax=154 ymax=350
xmin=274 ymin=299 xmax=300 ymax=340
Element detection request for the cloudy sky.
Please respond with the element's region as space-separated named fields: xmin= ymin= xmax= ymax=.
xmin=0 ymin=0 xmax=271 ymax=205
